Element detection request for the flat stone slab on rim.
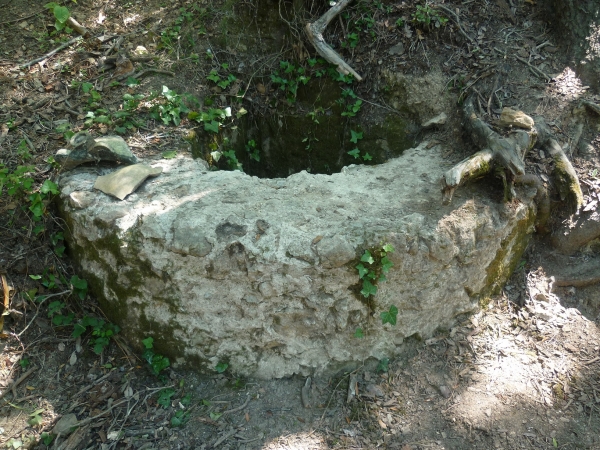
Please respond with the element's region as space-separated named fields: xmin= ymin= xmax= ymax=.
xmin=94 ymin=164 xmax=162 ymax=200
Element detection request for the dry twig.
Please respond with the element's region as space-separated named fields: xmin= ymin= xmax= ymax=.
xmin=0 ymin=366 xmax=37 ymax=401
xmin=305 ymin=0 xmax=362 ymax=81
xmin=19 ymin=36 xmax=83 ymax=68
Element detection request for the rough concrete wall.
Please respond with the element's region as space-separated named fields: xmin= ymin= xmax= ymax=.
xmin=57 ymin=142 xmax=535 ymax=378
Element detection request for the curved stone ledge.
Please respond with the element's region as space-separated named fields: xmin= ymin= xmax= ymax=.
xmin=57 ymin=142 xmax=535 ymax=378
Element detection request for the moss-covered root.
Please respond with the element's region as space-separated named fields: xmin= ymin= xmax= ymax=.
xmin=515 ymin=173 xmax=550 ymax=233
xmin=534 ymin=117 xmax=584 ymax=214
xmin=545 ymin=138 xmax=584 ymax=213
xmin=441 ymin=148 xmax=493 ymax=204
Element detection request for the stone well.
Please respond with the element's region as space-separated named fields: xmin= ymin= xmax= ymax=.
xmin=57 ymin=142 xmax=535 ymax=378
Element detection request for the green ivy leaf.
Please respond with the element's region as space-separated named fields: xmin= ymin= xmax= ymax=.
xmin=40 ymin=180 xmax=58 ymax=195
xmin=94 ymin=115 xmax=110 ymax=124
xmin=215 ymin=362 xmax=228 ymax=373
xmin=157 ymin=388 xmax=175 ymax=408
xmin=72 ymin=322 xmax=87 ymax=338
xmin=142 ymin=337 xmax=154 ymax=349
xmin=381 ymin=256 xmax=393 ymax=273
xmin=204 ymin=120 xmax=219 ymax=133
xmin=354 ymin=327 xmax=364 ymax=338
xmin=347 ymin=148 xmax=360 ymax=159
xmin=162 ymin=151 xmax=177 ymax=159
xmin=350 ymin=129 xmax=363 ymax=144
xmin=382 ymin=243 xmax=395 ymax=253
xmin=356 ymin=263 xmax=369 ymax=279
xmin=362 ymin=152 xmax=373 ymax=161
xmin=28 ymin=413 xmax=43 ymax=427
xmin=360 ymin=250 xmax=374 ymax=264
xmin=181 ymin=393 xmax=192 ymax=406
xmin=380 ymin=305 xmax=398 ymax=325
xmin=377 ymin=357 xmax=389 ymax=373
xmin=361 ymin=280 xmax=377 ymax=298
xmin=53 ymin=5 xmax=69 ymax=23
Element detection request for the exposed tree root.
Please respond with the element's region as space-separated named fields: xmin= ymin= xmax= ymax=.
xmin=515 ymin=174 xmax=550 ymax=233
xmin=554 ymin=275 xmax=600 ymax=288
xmin=305 ymin=0 xmax=363 ymax=81
xmin=535 ymin=117 xmax=584 ymax=214
xmin=551 ymin=211 xmax=600 ymax=255
xmin=441 ymin=96 xmax=535 ymax=204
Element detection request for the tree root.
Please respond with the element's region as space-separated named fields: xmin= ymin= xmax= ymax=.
xmin=535 ymin=117 xmax=583 ymax=214
xmin=441 ymin=96 xmax=535 ymax=204
xmin=305 ymin=0 xmax=362 ymax=81
xmin=515 ymin=174 xmax=550 ymax=233
xmin=551 ymin=211 xmax=600 ymax=255
xmin=554 ymin=275 xmax=600 ymax=288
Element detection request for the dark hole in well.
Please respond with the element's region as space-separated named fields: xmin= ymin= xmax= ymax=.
xmin=189 ymin=79 xmax=418 ymax=178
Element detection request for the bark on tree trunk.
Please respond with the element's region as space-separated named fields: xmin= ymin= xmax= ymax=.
xmin=548 ymin=0 xmax=600 ymax=88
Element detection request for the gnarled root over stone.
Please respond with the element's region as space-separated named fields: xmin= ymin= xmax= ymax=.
xmin=515 ymin=174 xmax=550 ymax=233
xmin=535 ymin=117 xmax=584 ymax=214
xmin=441 ymin=96 xmax=535 ymax=204
xmin=305 ymin=0 xmax=362 ymax=81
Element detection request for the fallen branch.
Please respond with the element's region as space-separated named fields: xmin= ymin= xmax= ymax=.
xmin=109 ymin=67 xmax=175 ymax=83
xmin=101 ymin=55 xmax=154 ymax=65
xmin=0 ymin=366 xmax=36 ymax=401
xmin=220 ymin=395 xmax=251 ymax=415
xmin=67 ymin=16 xmax=90 ymax=37
xmin=17 ymin=290 xmax=71 ymax=337
xmin=514 ymin=55 xmax=551 ymax=82
xmin=305 ymin=0 xmax=362 ymax=81
xmin=435 ymin=4 xmax=479 ymax=48
xmin=129 ymin=68 xmax=175 ymax=80
xmin=19 ymin=36 xmax=83 ymax=68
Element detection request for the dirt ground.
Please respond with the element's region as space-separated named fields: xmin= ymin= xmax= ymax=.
xmin=1 ymin=0 xmax=600 ymax=449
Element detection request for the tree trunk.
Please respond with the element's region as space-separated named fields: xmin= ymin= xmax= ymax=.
xmin=548 ymin=0 xmax=600 ymax=88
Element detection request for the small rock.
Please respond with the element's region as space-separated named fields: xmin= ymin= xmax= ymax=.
xmin=388 ymin=43 xmax=405 ymax=56
xmin=365 ymin=383 xmax=385 ymax=397
xmin=422 ymin=112 xmax=447 ymax=129
xmin=498 ymin=108 xmax=534 ymax=129
xmin=52 ymin=413 xmax=78 ymax=435
xmin=133 ymin=45 xmax=148 ymax=55
xmin=439 ymin=385 xmax=452 ymax=398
